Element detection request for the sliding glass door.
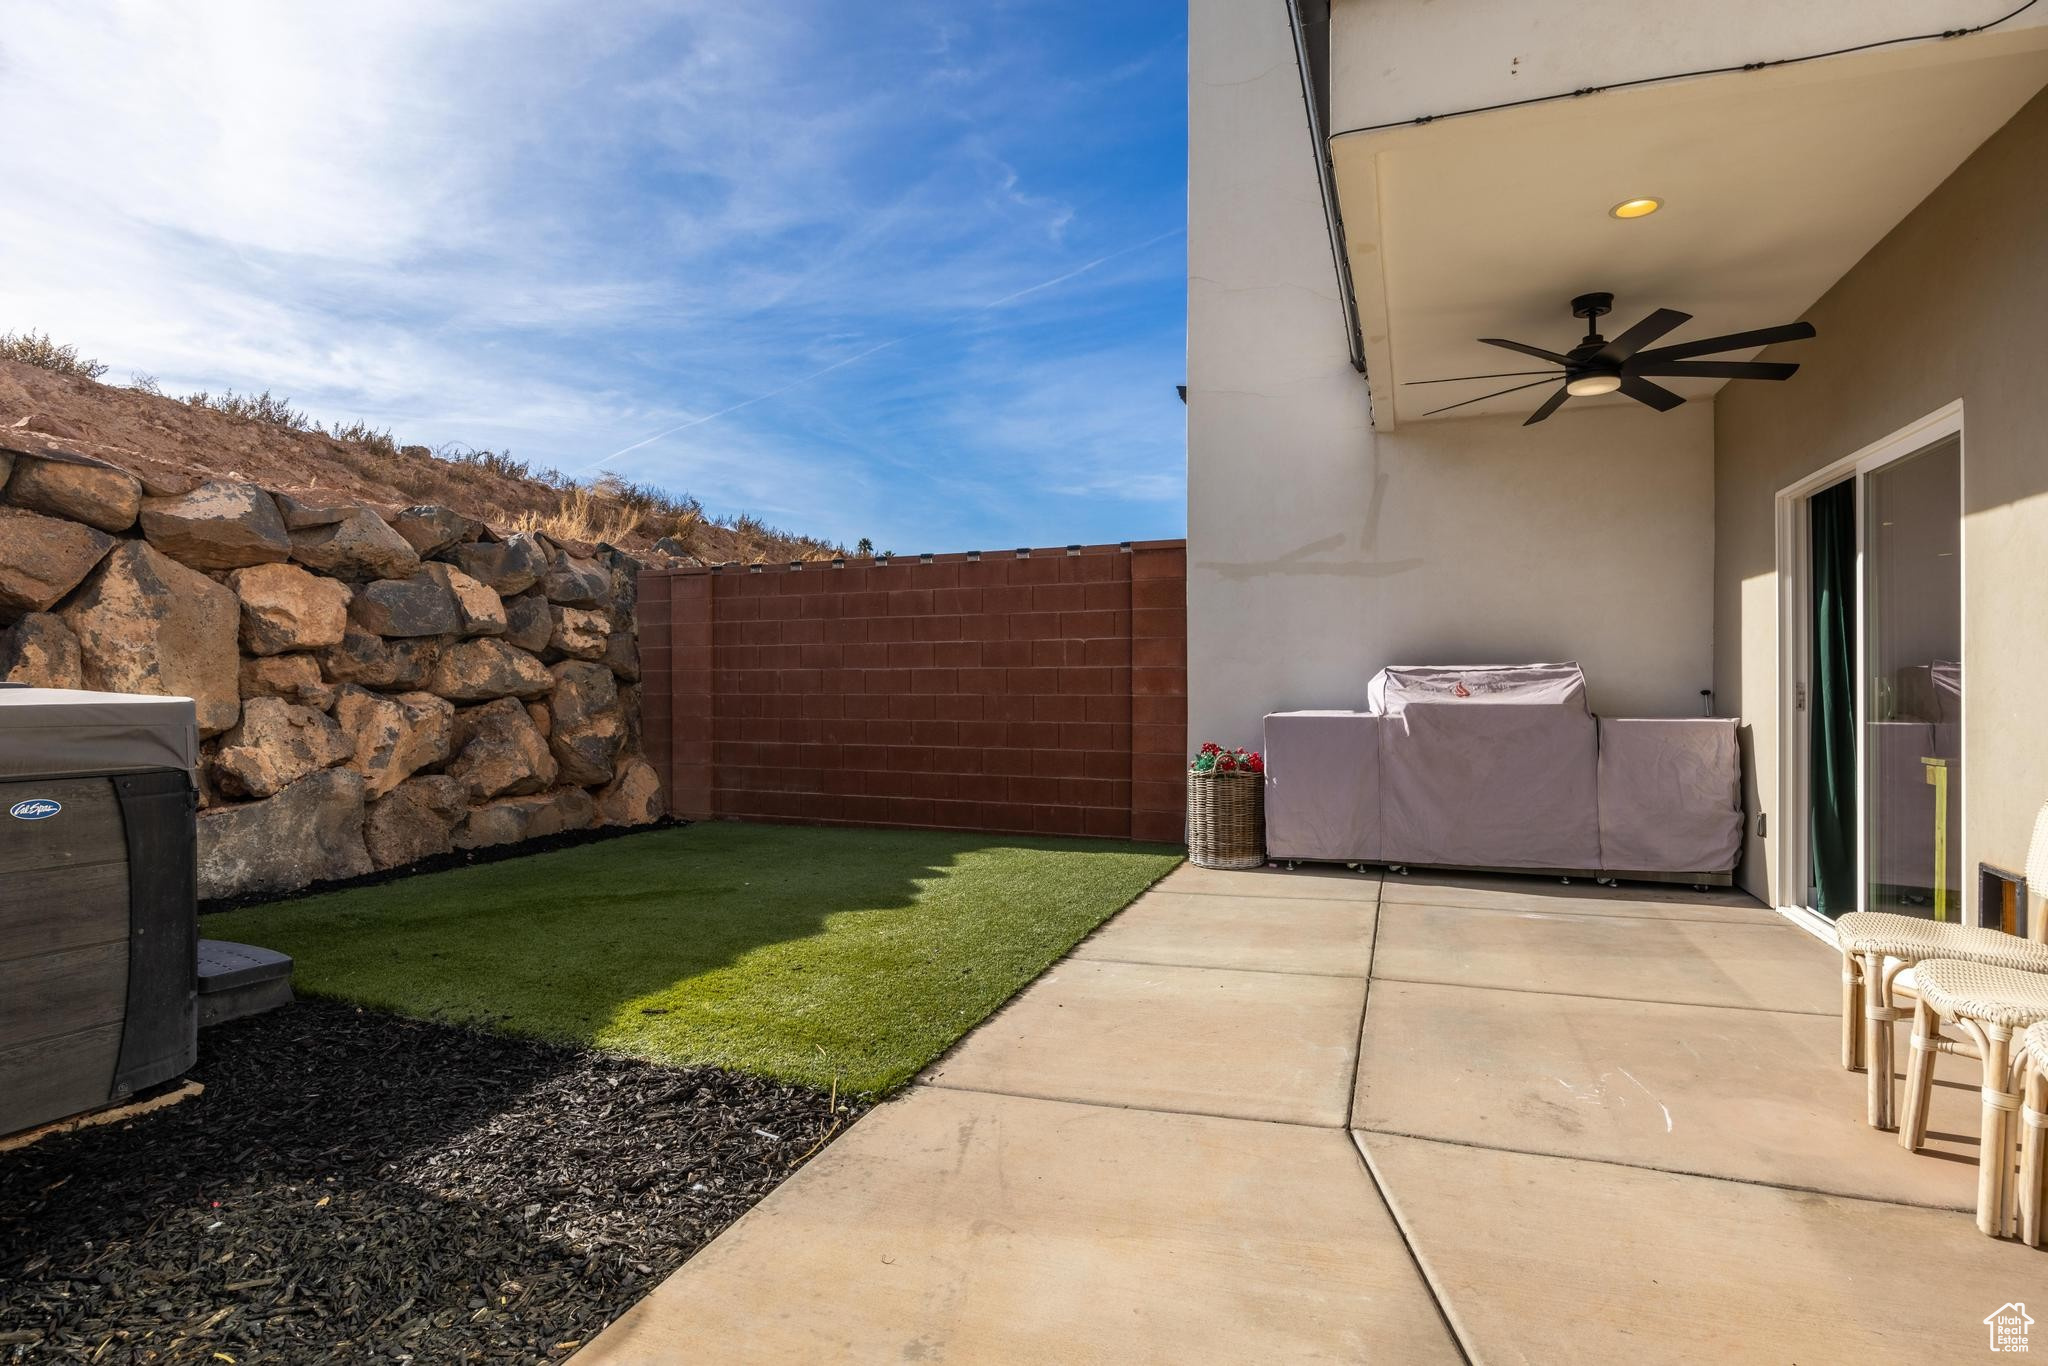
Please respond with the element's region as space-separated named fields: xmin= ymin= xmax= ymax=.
xmin=1788 ymin=416 xmax=1963 ymax=922
xmin=1862 ymin=435 xmax=1962 ymax=918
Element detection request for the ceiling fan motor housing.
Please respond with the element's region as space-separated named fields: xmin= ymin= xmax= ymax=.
xmin=1569 ymin=291 xmax=1614 ymax=321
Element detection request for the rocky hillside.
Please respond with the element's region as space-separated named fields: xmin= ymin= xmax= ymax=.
xmin=0 ymin=442 xmax=666 ymax=900
xmin=0 ymin=357 xmax=841 ymax=565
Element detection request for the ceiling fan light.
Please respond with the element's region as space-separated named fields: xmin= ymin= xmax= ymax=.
xmin=1610 ymin=197 xmax=1662 ymax=219
xmin=1566 ymin=374 xmax=1622 ymax=397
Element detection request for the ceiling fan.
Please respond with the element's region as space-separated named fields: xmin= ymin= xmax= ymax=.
xmin=1407 ymin=292 xmax=1816 ymax=425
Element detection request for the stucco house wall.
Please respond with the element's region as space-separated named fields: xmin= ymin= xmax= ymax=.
xmin=1187 ymin=0 xmax=1714 ymax=749
xmin=1713 ymin=86 xmax=2048 ymax=910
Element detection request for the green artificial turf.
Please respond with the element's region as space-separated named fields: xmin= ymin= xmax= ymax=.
xmin=201 ymin=823 xmax=1182 ymax=1093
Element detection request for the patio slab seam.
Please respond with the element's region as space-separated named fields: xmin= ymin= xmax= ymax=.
xmin=1061 ymin=953 xmax=1370 ymax=981
xmin=1377 ymin=898 xmax=1800 ymax=928
xmin=1365 ymin=975 xmax=1838 ymax=1016
xmin=916 ymin=1078 xmax=1352 ymax=1132
xmin=1349 ymin=1130 xmax=1485 ymax=1366
xmin=1348 ymin=1123 xmax=1977 ymax=1216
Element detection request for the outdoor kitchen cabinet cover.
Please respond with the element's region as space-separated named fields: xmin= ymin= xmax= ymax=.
xmin=0 ymin=686 xmax=200 ymax=1137
xmin=1374 ymin=664 xmax=1603 ymax=871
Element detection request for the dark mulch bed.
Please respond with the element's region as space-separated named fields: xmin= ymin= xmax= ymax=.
xmin=197 ymin=819 xmax=690 ymax=917
xmin=0 ymin=1002 xmax=864 ymax=1364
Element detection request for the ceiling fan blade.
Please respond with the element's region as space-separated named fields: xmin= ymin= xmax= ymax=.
xmin=1404 ymin=368 xmax=1562 ymax=386
xmin=1420 ymin=376 xmax=1560 ymax=418
xmin=1522 ymin=385 xmax=1571 ymax=426
xmin=1619 ymin=374 xmax=1685 ymax=412
xmin=1631 ymin=359 xmax=1800 ymax=381
xmin=1595 ymin=307 xmax=1691 ymax=366
xmin=1479 ymin=338 xmax=1574 ymax=365
xmin=1635 ymin=321 xmax=1816 ymax=363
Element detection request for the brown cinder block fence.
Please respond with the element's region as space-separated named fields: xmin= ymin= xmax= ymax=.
xmin=636 ymin=541 xmax=1187 ymax=844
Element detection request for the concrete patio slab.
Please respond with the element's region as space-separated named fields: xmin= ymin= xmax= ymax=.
xmin=1383 ymin=869 xmax=1779 ymax=922
xmin=924 ymin=958 xmax=1364 ymax=1125
xmin=1361 ymin=1132 xmax=2045 ymax=1364
xmin=1372 ymin=902 xmax=1838 ymax=1014
xmin=583 ymin=1088 xmax=1461 ymax=1366
xmin=1354 ymin=979 xmax=1982 ymax=1209
xmin=1072 ymin=890 xmax=1377 ymax=977
xmin=1151 ymin=862 xmax=1381 ymax=902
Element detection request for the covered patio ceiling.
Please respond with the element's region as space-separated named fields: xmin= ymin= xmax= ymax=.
xmin=1330 ymin=28 xmax=2048 ymax=430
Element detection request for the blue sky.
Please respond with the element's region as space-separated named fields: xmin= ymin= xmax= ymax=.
xmin=0 ymin=1 xmax=1187 ymax=553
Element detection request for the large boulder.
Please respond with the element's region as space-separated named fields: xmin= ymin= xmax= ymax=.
xmin=603 ymin=630 xmax=640 ymax=682
xmin=0 ymin=505 xmax=114 ymax=618
xmin=446 ymin=696 xmax=557 ymax=800
xmin=421 ymin=562 xmax=505 ymax=637
xmin=333 ymin=685 xmax=453 ymax=798
xmin=453 ymin=786 xmax=595 ymax=850
xmin=446 ymin=533 xmax=548 ymax=595
xmin=541 ymin=548 xmax=610 ymax=608
xmin=428 ymin=637 xmax=553 ymax=702
xmin=60 ymin=540 xmax=241 ymax=735
xmin=230 ymin=562 xmax=352 ymax=655
xmin=363 ymin=774 xmax=467 ymax=869
xmin=5 ymin=450 xmax=143 ymax=532
xmin=548 ymin=660 xmax=624 ymax=786
xmin=618 ymin=682 xmax=643 ymax=757
xmin=389 ymin=505 xmax=478 ymax=557
xmin=0 ymin=612 xmax=84 ymax=688
xmin=290 ymin=508 xmax=421 ymax=580
xmin=546 ymin=605 xmax=610 ymax=661
xmin=502 ymin=592 xmax=554 ymax=652
xmin=599 ymin=547 xmax=645 ymax=630
xmin=348 ymin=573 xmax=460 ymax=638
xmin=596 ymin=756 xmax=666 ymax=827
xmin=239 ymin=652 xmax=338 ymax=711
xmin=273 ymin=490 xmax=356 ymax=530
xmin=138 ymin=480 xmax=292 ymax=570
xmin=318 ymin=627 xmax=439 ymax=692
xmin=206 ymin=696 xmax=354 ymax=800
xmin=197 ymin=768 xmax=373 ymax=900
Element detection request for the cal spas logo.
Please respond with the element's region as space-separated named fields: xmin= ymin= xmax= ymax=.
xmin=8 ymin=798 xmax=62 ymax=821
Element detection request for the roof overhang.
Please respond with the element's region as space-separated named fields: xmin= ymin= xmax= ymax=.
xmin=1330 ymin=29 xmax=2048 ymax=430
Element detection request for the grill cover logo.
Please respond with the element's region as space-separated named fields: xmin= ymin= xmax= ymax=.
xmin=8 ymin=798 xmax=62 ymax=821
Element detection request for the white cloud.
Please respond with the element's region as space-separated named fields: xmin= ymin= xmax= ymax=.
xmin=0 ymin=0 xmax=1187 ymax=544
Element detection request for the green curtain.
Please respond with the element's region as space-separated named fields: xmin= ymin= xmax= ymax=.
xmin=1810 ymin=480 xmax=1857 ymax=916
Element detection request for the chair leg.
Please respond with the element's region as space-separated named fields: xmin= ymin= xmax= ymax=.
xmin=1842 ymin=951 xmax=1864 ymax=1072
xmin=1899 ymin=997 xmax=1939 ymax=1153
xmin=1976 ymin=1026 xmax=2014 ymax=1238
xmin=1862 ymin=953 xmax=1894 ymax=1129
xmin=2019 ymin=1068 xmax=2047 ymax=1249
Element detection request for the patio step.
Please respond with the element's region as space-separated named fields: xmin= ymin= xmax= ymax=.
xmin=197 ymin=940 xmax=294 ymax=1028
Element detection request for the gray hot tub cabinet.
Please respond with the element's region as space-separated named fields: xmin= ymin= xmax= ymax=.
xmin=0 ymin=685 xmax=200 ymax=1137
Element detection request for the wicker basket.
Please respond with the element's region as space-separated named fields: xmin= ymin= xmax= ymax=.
xmin=1186 ymin=769 xmax=1265 ymax=869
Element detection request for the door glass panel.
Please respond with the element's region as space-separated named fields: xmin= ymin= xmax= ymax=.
xmin=1864 ymin=435 xmax=1961 ymax=919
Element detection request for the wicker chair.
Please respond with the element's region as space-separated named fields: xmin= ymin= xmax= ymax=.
xmin=1899 ymin=960 xmax=2048 ymax=1236
xmin=1836 ymin=799 xmax=2048 ymax=1130
xmin=2016 ymin=1020 xmax=2048 ymax=1249
xmin=1836 ymin=915 xmax=2048 ymax=1129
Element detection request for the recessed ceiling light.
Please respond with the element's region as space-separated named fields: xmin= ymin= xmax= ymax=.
xmin=1610 ymin=197 xmax=1663 ymax=219
xmin=1566 ymin=374 xmax=1623 ymax=397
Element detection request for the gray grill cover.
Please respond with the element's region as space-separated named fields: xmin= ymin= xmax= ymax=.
xmin=1596 ymin=718 xmax=1742 ymax=874
xmin=1264 ymin=711 xmax=1380 ymax=862
xmin=1373 ymin=663 xmax=1599 ymax=870
xmin=0 ymin=686 xmax=198 ymax=780
xmin=1368 ymin=663 xmax=1589 ymax=715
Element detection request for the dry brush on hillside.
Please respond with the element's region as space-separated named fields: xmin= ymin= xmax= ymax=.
xmin=0 ymin=341 xmax=841 ymax=566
